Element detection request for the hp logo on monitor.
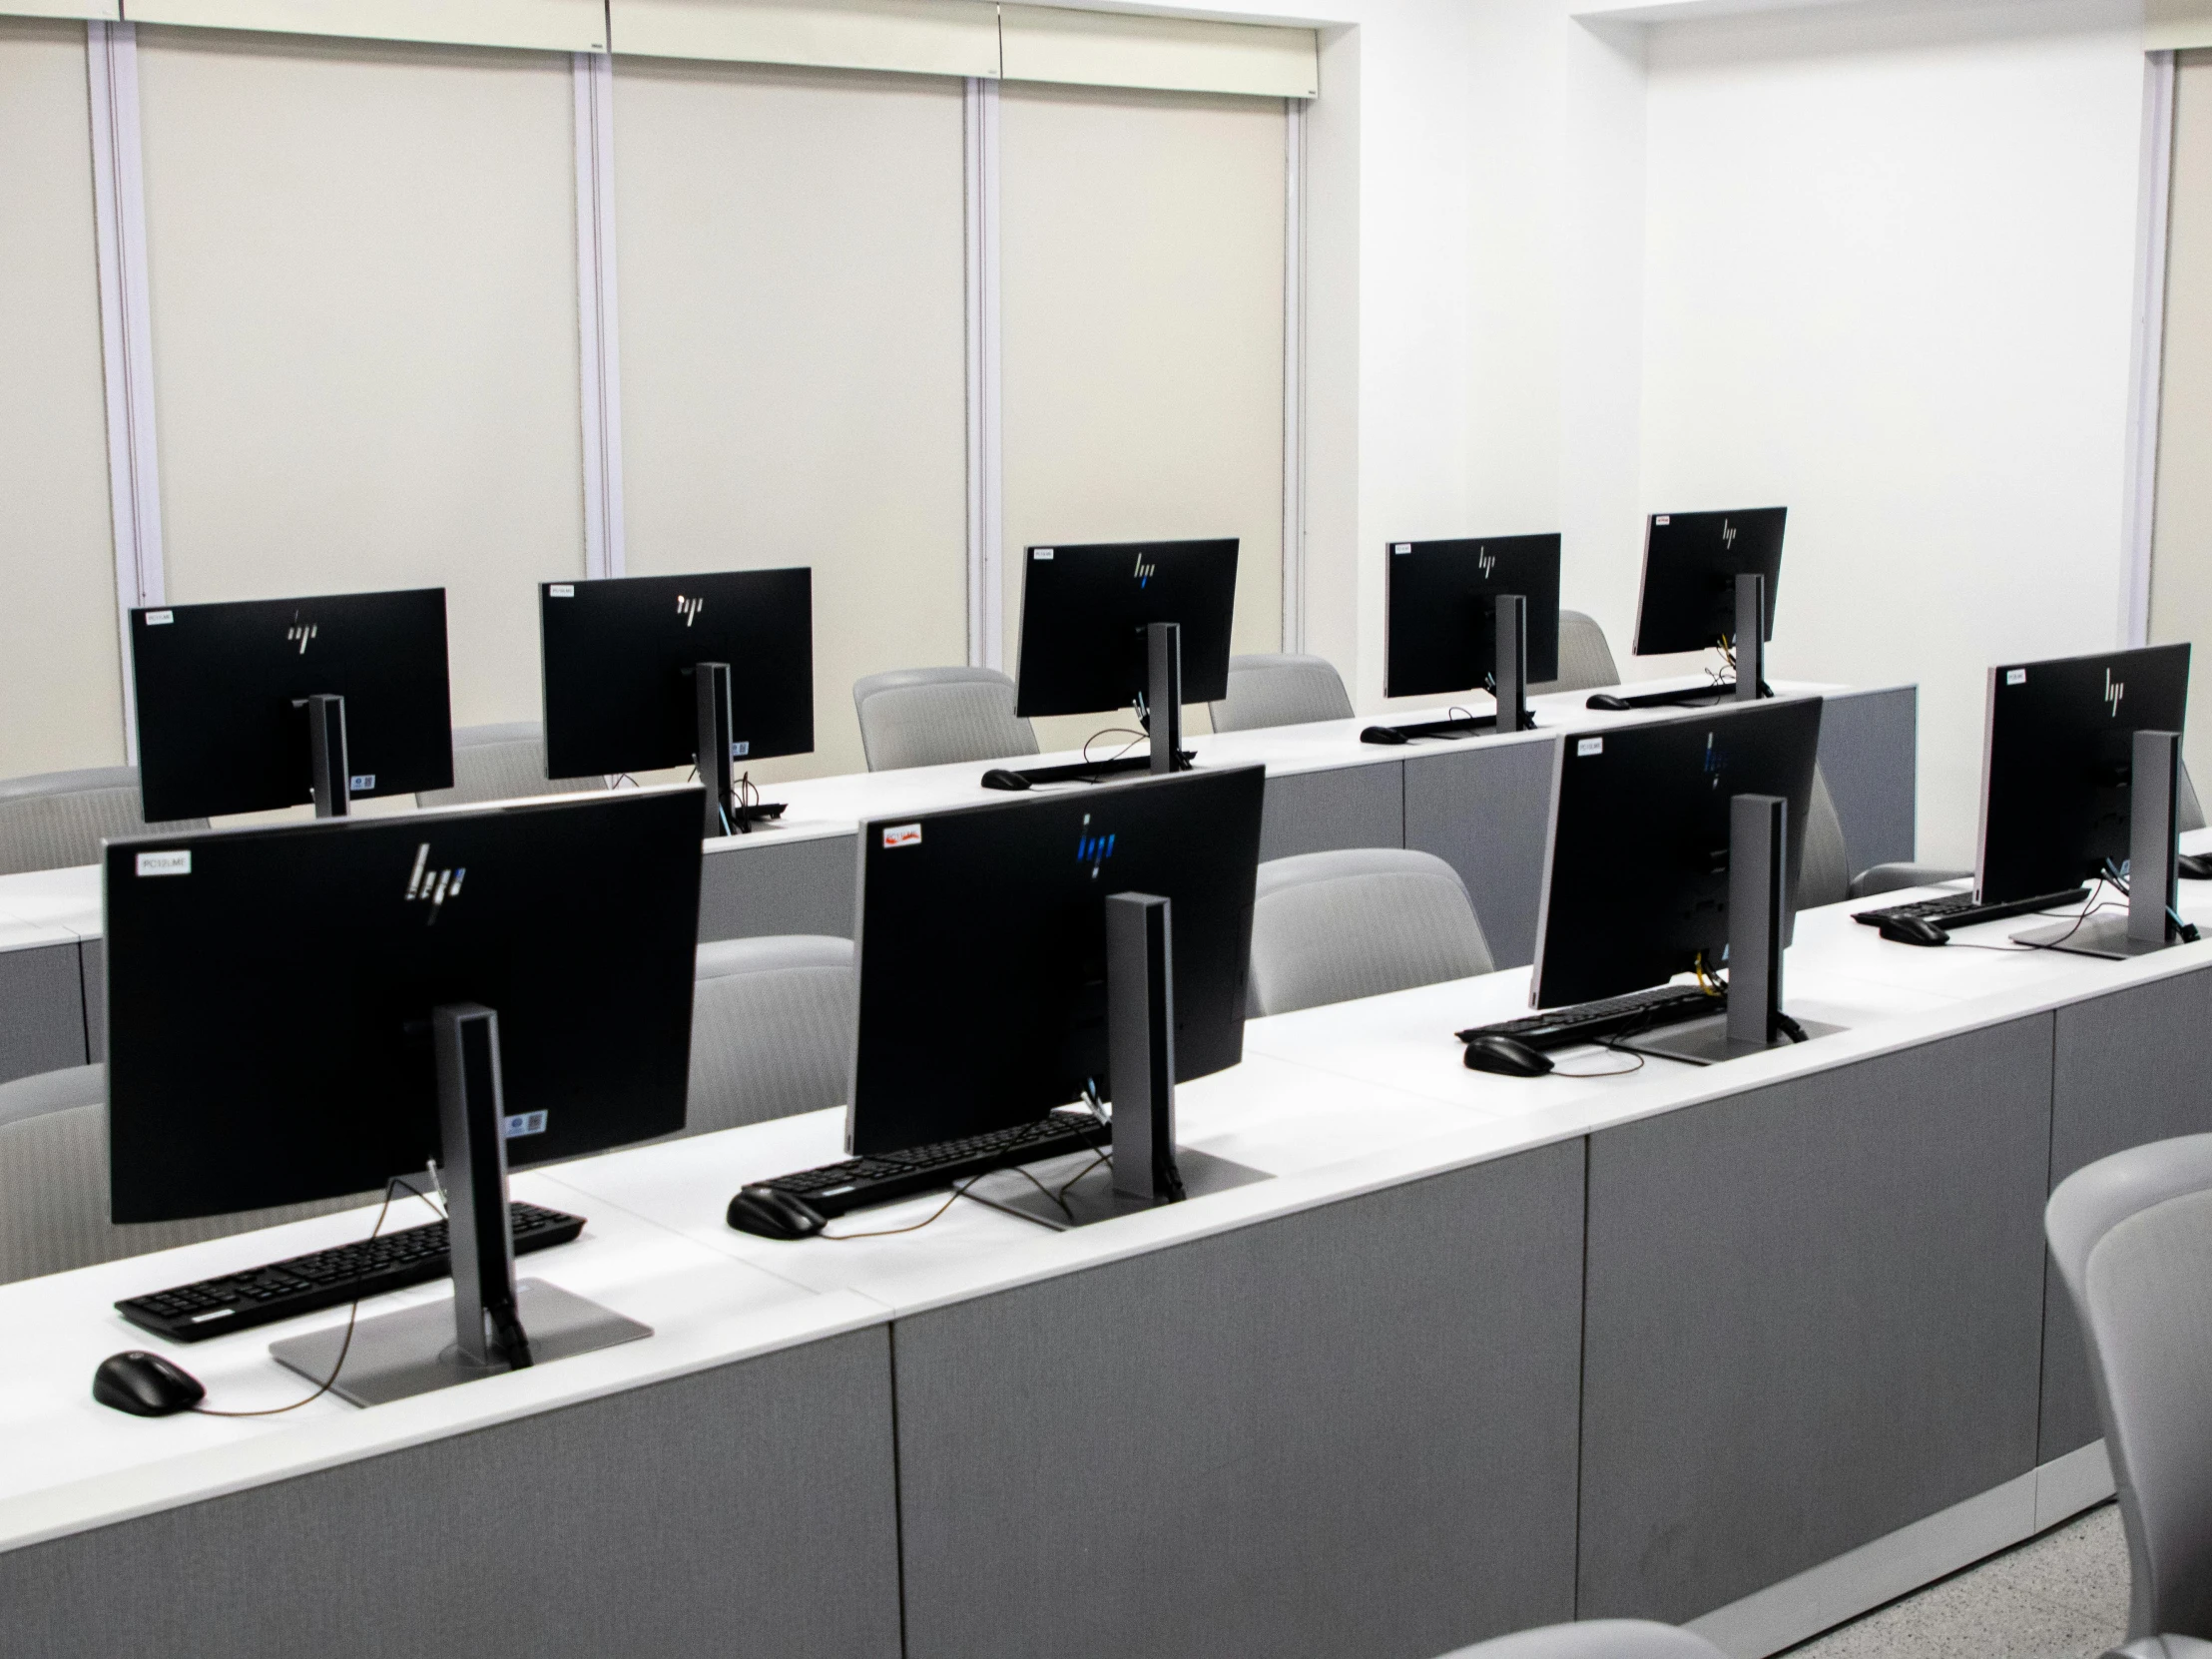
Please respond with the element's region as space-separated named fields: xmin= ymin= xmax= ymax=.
xmin=403 ymin=842 xmax=466 ymax=925
xmin=677 ymin=595 xmax=705 ymax=627
xmin=1721 ymin=520 xmax=1738 ymax=550
xmin=2106 ymin=670 xmax=2126 ymax=717
xmin=285 ymin=617 xmax=318 ymax=654
xmin=1078 ymin=814 xmax=1117 ymax=879
xmin=1133 ymin=554 xmax=1157 ymax=588
xmin=1476 ymin=548 xmax=1496 ymax=579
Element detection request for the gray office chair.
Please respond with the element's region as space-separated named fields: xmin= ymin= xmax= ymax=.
xmin=1794 ymin=768 xmax=1854 ymax=909
xmin=0 ymin=766 xmax=206 ymax=877
xmin=1850 ymin=759 xmax=2208 ymax=901
xmin=1248 ymin=847 xmax=1493 ymax=1017
xmin=2048 ymin=1134 xmax=2212 ymax=1646
xmin=852 ymin=667 xmax=1039 ymax=772
xmin=1207 ymin=653 xmax=1355 ymax=733
xmin=0 ymin=1064 xmax=371 ymax=1287
xmin=687 ymin=936 xmax=854 ymax=1134
xmin=1529 ymin=610 xmax=1622 ymax=697
xmin=1433 ymin=1619 xmax=1726 ymax=1659
xmin=416 ymin=721 xmax=607 ymax=809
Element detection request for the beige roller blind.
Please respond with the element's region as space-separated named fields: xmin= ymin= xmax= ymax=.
xmin=612 ymin=57 xmax=968 ymax=782
xmin=121 ymin=0 xmax=605 ymax=52
xmin=999 ymin=81 xmax=1286 ymax=751
xmin=610 ymin=0 xmax=996 ymax=79
xmin=134 ymin=28 xmax=586 ymax=732
xmin=2154 ymin=2 xmax=2212 ymax=52
xmin=1000 ymin=5 xmax=1316 ymax=99
xmin=0 ymin=19 xmax=129 ymax=777
xmin=2 ymin=2 xmax=117 ymax=19
xmin=2151 ymin=52 xmax=2212 ymax=788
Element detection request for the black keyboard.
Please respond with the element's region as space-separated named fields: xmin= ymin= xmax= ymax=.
xmin=1364 ymin=712 xmax=1535 ymax=743
xmin=1586 ymin=682 xmax=1763 ymax=711
xmin=1852 ymin=888 xmax=2087 ymax=932
xmin=750 ymin=1112 xmax=1111 ymax=1220
xmin=987 ymin=753 xmax=1195 ymax=789
xmin=116 ymin=1202 xmax=585 ymax=1344
xmin=1457 ymin=983 xmax=1724 ymax=1052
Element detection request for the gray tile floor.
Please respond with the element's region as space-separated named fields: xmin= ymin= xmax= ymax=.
xmin=1785 ymin=1503 xmax=2127 ymax=1659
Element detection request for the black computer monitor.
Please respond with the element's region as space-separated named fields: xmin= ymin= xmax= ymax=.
xmin=1631 ymin=507 xmax=1787 ymax=657
xmin=1530 ymin=698 xmax=1824 ymax=1009
xmin=539 ymin=568 xmax=815 ymax=778
xmin=1384 ymin=534 xmax=1562 ymax=697
xmin=129 ymin=588 xmax=454 ymax=822
xmin=105 ymin=788 xmax=703 ymax=1225
xmin=1013 ymin=539 xmax=1239 ymax=718
xmin=1976 ymin=643 xmax=2191 ymax=904
xmin=846 ymin=765 xmax=1266 ymax=1157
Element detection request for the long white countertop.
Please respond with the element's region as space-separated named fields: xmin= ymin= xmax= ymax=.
xmin=0 ymin=675 xmax=1897 ymax=951
xmin=1 ymin=826 xmax=2201 ymax=1559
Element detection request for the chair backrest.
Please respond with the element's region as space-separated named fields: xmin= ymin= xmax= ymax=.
xmin=1434 ymin=1621 xmax=1725 ymax=1659
xmin=1796 ymin=766 xmax=1852 ymax=910
xmin=416 ymin=721 xmax=607 ymax=809
xmin=0 ymin=766 xmax=207 ymax=877
xmin=1529 ymin=610 xmax=1622 ymax=697
xmin=2046 ymin=1133 xmax=2212 ymax=1641
xmin=852 ymin=667 xmax=1039 ymax=772
xmin=0 ymin=1065 xmax=371 ymax=1287
xmin=687 ymin=935 xmax=855 ymax=1135
xmin=1207 ymin=654 xmax=1355 ymax=734
xmin=1248 ymin=847 xmax=1493 ymax=1017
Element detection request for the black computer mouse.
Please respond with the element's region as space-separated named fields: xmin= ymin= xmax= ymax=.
xmin=1464 ymin=1034 xmax=1554 ymax=1077
xmin=727 ymin=1186 xmax=830 ymax=1241
xmin=93 ymin=1351 xmax=206 ymax=1417
xmin=1585 ymin=694 xmax=1632 ymax=711
xmin=1360 ymin=726 xmax=1409 ymax=746
xmin=1878 ymin=914 xmax=1950 ymax=947
xmin=2181 ymin=853 xmax=2212 ymax=881
xmin=979 ymin=769 xmax=1032 ymax=792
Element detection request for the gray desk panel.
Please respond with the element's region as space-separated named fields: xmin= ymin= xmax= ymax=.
xmin=2040 ymin=968 xmax=2212 ymax=1460
xmin=0 ymin=1327 xmax=902 ymax=1659
xmin=1260 ymin=762 xmax=1404 ymax=860
xmin=698 ymin=831 xmax=858 ymax=941
xmin=1816 ymin=686 xmax=1918 ymax=871
xmin=0 ymin=942 xmax=89 ymax=1085
xmin=1579 ymin=1015 xmax=2053 ymax=1623
xmin=893 ymin=1141 xmax=1586 ymax=1659
xmin=1402 ymin=739 xmax=1558 ymax=969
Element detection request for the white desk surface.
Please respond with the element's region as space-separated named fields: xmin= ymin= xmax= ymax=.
xmin=0 ymin=675 xmax=1894 ymax=950
xmin=2 ymin=826 xmax=2204 ymax=1559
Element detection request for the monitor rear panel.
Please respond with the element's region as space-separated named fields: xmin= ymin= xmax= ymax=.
xmin=1531 ymin=698 xmax=1824 ymax=1009
xmin=1014 ymin=539 xmax=1240 ymax=719
xmin=1977 ymin=643 xmax=2191 ymax=903
xmin=1631 ymin=507 xmax=1787 ymax=658
xmin=105 ymin=787 xmax=703 ymax=1224
xmin=131 ymin=588 xmax=453 ymax=822
xmin=1384 ymin=534 xmax=1562 ymax=697
xmin=541 ymin=568 xmax=815 ymax=780
xmin=847 ymin=765 xmax=1265 ymax=1156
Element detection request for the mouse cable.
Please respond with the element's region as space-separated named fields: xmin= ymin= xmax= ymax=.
xmin=819 ymin=1175 xmax=991 ymax=1242
xmin=188 ymin=1175 xmax=443 ymax=1419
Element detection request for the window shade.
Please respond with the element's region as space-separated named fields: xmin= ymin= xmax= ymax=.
xmin=0 ymin=19 xmax=129 ymax=775
xmin=999 ymin=5 xmax=1316 ymax=99
xmin=2154 ymin=3 xmax=2212 ymax=50
xmin=0 ymin=2 xmax=119 ymax=20
xmin=120 ymin=0 xmax=605 ymax=53
xmin=609 ymin=0 xmax=997 ymax=78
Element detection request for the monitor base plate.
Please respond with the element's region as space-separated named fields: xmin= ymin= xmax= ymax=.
xmin=967 ymin=1145 xmax=1268 ymax=1232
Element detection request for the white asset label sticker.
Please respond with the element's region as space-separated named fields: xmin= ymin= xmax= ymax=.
xmin=549 ymin=583 xmax=574 ymax=598
xmin=882 ymin=824 xmax=921 ymax=848
xmin=145 ymin=610 xmax=173 ymax=626
xmin=2005 ymin=668 xmax=2026 ymax=686
xmin=137 ymin=850 xmax=191 ymax=876
xmin=730 ymin=741 xmax=750 ymax=758
xmin=1034 ymin=548 xmax=1054 ymax=560
xmin=348 ymin=774 xmax=374 ymax=792
xmin=503 ymin=1110 xmax=548 ymax=1138
xmin=1655 ymin=515 xmax=1671 ymax=525
xmin=1393 ymin=544 xmax=1411 ymax=554
xmin=1577 ymin=738 xmax=1604 ymax=758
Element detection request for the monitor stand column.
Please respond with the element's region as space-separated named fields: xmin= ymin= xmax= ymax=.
xmin=1734 ymin=574 xmax=1769 ymax=702
xmin=299 ymin=693 xmax=350 ymax=818
xmin=1145 ymin=622 xmax=1191 ymax=775
xmin=2014 ymin=729 xmax=2188 ymax=958
xmin=1625 ymin=794 xmax=1843 ymax=1065
xmin=1494 ymin=593 xmax=1530 ymax=733
xmin=971 ymin=892 xmax=1265 ymax=1232
xmin=696 ymin=660 xmax=738 ymax=836
xmin=269 ymin=1003 xmax=651 ymax=1407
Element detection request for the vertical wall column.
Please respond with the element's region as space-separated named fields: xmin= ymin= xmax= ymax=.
xmin=574 ymin=49 xmax=626 ymax=582
xmin=1281 ymin=96 xmax=1307 ymax=654
xmin=963 ymin=75 xmax=1004 ymax=672
xmin=87 ymin=18 xmax=163 ymax=760
xmin=2124 ymin=49 xmax=2176 ymax=649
